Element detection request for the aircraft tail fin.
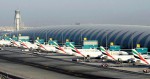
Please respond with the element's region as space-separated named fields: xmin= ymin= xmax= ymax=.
xmin=132 ymin=49 xmax=149 ymax=64
xmin=132 ymin=49 xmax=140 ymax=59
xmin=52 ymin=41 xmax=66 ymax=54
xmin=100 ymin=46 xmax=107 ymax=55
xmin=18 ymin=40 xmax=22 ymax=43
xmin=68 ymin=43 xmax=85 ymax=57
xmin=100 ymin=46 xmax=116 ymax=60
xmin=9 ymin=38 xmax=12 ymax=40
xmin=18 ymin=40 xmax=29 ymax=48
xmin=68 ymin=43 xmax=76 ymax=51
xmin=52 ymin=41 xmax=59 ymax=48
xmin=35 ymin=40 xmax=41 ymax=45
xmin=9 ymin=38 xmax=14 ymax=43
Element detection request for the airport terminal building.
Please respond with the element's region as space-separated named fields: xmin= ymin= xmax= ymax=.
xmin=11 ymin=24 xmax=150 ymax=49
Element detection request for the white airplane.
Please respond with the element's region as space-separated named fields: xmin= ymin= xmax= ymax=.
xmin=132 ymin=49 xmax=149 ymax=64
xmin=100 ymin=46 xmax=135 ymax=62
xmin=35 ymin=40 xmax=56 ymax=52
xmin=68 ymin=43 xmax=102 ymax=58
xmin=106 ymin=47 xmax=128 ymax=55
xmin=52 ymin=41 xmax=75 ymax=55
xmin=0 ymin=39 xmax=11 ymax=46
xmin=132 ymin=49 xmax=150 ymax=73
xmin=20 ymin=41 xmax=38 ymax=51
xmin=9 ymin=38 xmax=21 ymax=47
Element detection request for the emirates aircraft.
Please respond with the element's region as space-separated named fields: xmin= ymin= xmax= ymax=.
xmin=68 ymin=43 xmax=102 ymax=58
xmin=10 ymin=38 xmax=21 ymax=47
xmin=20 ymin=41 xmax=38 ymax=51
xmin=100 ymin=46 xmax=135 ymax=62
xmin=52 ymin=41 xmax=75 ymax=55
xmin=0 ymin=39 xmax=11 ymax=46
xmin=132 ymin=49 xmax=150 ymax=73
xmin=35 ymin=40 xmax=56 ymax=52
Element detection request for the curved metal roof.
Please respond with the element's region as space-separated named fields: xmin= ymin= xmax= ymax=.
xmin=11 ymin=24 xmax=150 ymax=49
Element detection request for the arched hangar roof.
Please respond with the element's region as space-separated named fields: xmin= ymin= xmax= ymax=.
xmin=11 ymin=24 xmax=150 ymax=49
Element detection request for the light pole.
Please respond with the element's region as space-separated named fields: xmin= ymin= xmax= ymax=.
xmin=46 ymin=31 xmax=47 ymax=44
xmin=131 ymin=32 xmax=134 ymax=49
xmin=62 ymin=32 xmax=63 ymax=46
xmin=106 ymin=31 xmax=108 ymax=50
xmin=81 ymin=31 xmax=83 ymax=45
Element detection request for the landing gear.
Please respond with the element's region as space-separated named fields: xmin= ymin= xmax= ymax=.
xmin=84 ymin=55 xmax=91 ymax=62
xmin=127 ymin=58 xmax=135 ymax=65
xmin=143 ymin=69 xmax=150 ymax=73
xmin=101 ymin=63 xmax=108 ymax=67
xmin=21 ymin=49 xmax=29 ymax=52
xmin=133 ymin=60 xmax=141 ymax=66
xmin=0 ymin=74 xmax=8 ymax=79
xmin=143 ymin=67 xmax=150 ymax=73
xmin=29 ymin=47 xmax=33 ymax=51
xmin=72 ymin=55 xmax=91 ymax=62
xmin=101 ymin=56 xmax=107 ymax=61
xmin=116 ymin=58 xmax=123 ymax=64
xmin=72 ymin=59 xmax=78 ymax=62
xmin=0 ymin=47 xmax=3 ymax=50
xmin=37 ymin=49 xmax=41 ymax=53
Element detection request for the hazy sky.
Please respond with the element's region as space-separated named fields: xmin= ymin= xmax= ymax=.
xmin=1 ymin=0 xmax=150 ymax=27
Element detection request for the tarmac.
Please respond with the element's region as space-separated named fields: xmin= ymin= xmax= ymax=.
xmin=0 ymin=47 xmax=150 ymax=79
xmin=0 ymin=59 xmax=85 ymax=79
